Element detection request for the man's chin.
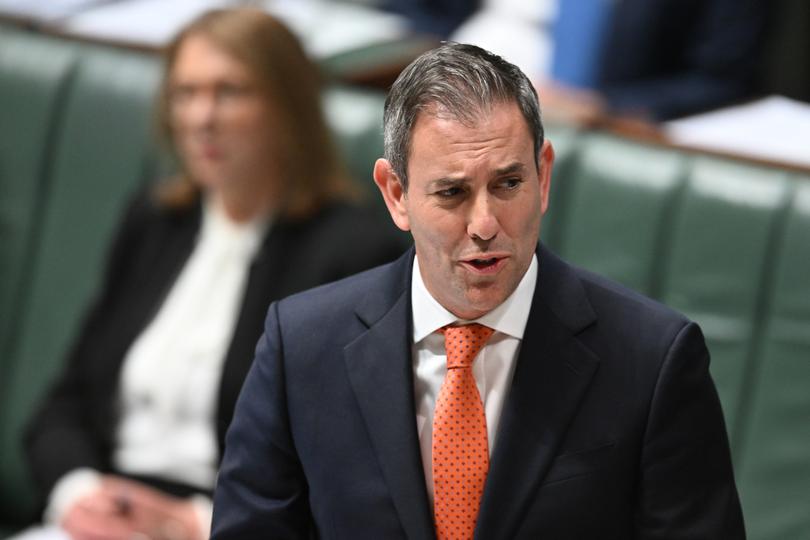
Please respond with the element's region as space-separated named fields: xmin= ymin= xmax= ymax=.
xmin=449 ymin=290 xmax=508 ymax=320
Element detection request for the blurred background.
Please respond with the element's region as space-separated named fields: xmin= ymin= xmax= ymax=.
xmin=1 ymin=1 xmax=808 ymax=539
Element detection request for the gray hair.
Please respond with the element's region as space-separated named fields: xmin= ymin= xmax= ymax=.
xmin=383 ymin=42 xmax=544 ymax=191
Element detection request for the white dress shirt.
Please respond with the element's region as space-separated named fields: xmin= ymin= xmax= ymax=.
xmin=44 ymin=196 xmax=269 ymax=532
xmin=411 ymin=253 xmax=538 ymax=504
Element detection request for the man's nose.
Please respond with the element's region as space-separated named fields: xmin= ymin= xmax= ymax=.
xmin=467 ymin=194 xmax=499 ymax=241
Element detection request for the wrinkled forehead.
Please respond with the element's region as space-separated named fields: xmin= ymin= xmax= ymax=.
xmin=415 ymin=97 xmax=505 ymax=129
xmin=410 ymin=99 xmax=533 ymax=148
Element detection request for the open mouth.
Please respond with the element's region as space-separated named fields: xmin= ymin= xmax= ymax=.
xmin=469 ymin=257 xmax=499 ymax=269
xmin=461 ymin=256 xmax=506 ymax=274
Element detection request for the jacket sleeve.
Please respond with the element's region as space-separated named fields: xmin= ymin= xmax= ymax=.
xmin=211 ymin=301 xmax=313 ymax=539
xmin=635 ymin=322 xmax=745 ymax=538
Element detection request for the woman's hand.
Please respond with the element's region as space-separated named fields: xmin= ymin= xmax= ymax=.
xmin=62 ymin=475 xmax=205 ymax=540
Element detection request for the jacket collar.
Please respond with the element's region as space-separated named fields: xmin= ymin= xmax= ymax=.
xmin=345 ymin=245 xmax=600 ymax=539
xmin=476 ymin=246 xmax=600 ymax=539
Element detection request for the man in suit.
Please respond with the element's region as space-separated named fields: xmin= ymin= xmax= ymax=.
xmin=211 ymin=43 xmax=744 ymax=539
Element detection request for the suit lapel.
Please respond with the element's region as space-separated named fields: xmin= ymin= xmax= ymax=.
xmin=343 ymin=250 xmax=435 ymax=540
xmin=216 ymin=221 xmax=294 ymax=452
xmin=476 ymin=247 xmax=600 ymax=540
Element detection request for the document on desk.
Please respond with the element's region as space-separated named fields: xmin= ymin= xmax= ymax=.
xmin=55 ymin=0 xmax=410 ymax=57
xmin=0 ymin=0 xmax=117 ymax=22
xmin=664 ymin=96 xmax=810 ymax=168
xmin=58 ymin=0 xmax=231 ymax=46
xmin=262 ymin=0 xmax=410 ymax=58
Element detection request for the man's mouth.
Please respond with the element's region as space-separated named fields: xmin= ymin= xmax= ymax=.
xmin=470 ymin=257 xmax=498 ymax=269
xmin=460 ymin=255 xmax=507 ymax=274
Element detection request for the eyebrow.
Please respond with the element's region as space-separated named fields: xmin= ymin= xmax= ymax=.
xmin=426 ymin=177 xmax=466 ymax=190
xmin=425 ymin=162 xmax=530 ymax=191
xmin=494 ymin=162 xmax=528 ymax=176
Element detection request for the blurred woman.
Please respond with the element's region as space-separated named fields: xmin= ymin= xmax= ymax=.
xmin=23 ymin=9 xmax=400 ymax=540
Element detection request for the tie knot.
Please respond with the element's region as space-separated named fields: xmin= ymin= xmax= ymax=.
xmin=441 ymin=323 xmax=494 ymax=369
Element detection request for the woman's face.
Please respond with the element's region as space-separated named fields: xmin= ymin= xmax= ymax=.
xmin=169 ymin=34 xmax=278 ymax=194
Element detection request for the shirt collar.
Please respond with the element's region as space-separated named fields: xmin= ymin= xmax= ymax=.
xmin=201 ymin=195 xmax=272 ymax=258
xmin=411 ymin=252 xmax=538 ymax=343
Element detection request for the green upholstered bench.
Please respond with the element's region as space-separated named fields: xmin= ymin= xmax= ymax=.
xmin=542 ymin=128 xmax=810 ymax=539
xmin=0 ymin=25 xmax=404 ymax=532
xmin=0 ymin=27 xmax=163 ymax=527
xmin=0 ymin=27 xmax=79 ymax=396
xmin=0 ymin=24 xmax=808 ymax=539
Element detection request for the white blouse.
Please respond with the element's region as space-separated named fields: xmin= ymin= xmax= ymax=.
xmin=45 ymin=196 xmax=269 ymax=529
xmin=113 ymin=196 xmax=269 ymax=489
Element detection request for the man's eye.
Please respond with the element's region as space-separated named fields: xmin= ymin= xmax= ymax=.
xmin=495 ymin=177 xmax=523 ymax=191
xmin=436 ymin=187 xmax=463 ymax=198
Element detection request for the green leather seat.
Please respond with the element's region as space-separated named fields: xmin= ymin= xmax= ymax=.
xmin=322 ymin=84 xmax=410 ymax=250
xmin=735 ymin=179 xmax=810 ymax=540
xmin=540 ymin=122 xmax=580 ymax=252
xmin=323 ymin=85 xmax=386 ymax=194
xmin=0 ymin=45 xmax=162 ymax=525
xmin=0 ymin=29 xmax=78 ymax=393
xmin=657 ymin=157 xmax=791 ymax=444
xmin=554 ymin=134 xmax=686 ymax=296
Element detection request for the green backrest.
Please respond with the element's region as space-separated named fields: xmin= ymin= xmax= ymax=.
xmin=322 ymin=84 xmax=410 ymax=250
xmin=554 ymin=134 xmax=686 ymax=296
xmin=541 ymin=122 xmax=580 ymax=252
xmin=735 ymin=179 xmax=810 ymax=540
xmin=0 ymin=29 xmax=78 ymax=391
xmin=323 ymin=85 xmax=385 ymax=194
xmin=544 ymin=136 xmax=808 ymax=536
xmin=657 ymin=158 xmax=791 ymax=444
xmin=0 ymin=45 xmax=162 ymax=524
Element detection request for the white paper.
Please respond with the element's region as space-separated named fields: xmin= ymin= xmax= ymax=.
xmin=0 ymin=0 xmax=117 ymax=22
xmin=55 ymin=0 xmax=410 ymax=57
xmin=665 ymin=96 xmax=810 ymax=169
xmin=260 ymin=0 xmax=410 ymax=58
xmin=59 ymin=0 xmax=237 ymax=47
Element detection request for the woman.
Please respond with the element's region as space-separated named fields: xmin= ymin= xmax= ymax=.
xmin=23 ymin=9 xmax=401 ymax=540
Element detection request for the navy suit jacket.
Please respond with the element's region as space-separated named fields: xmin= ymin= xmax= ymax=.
xmin=382 ymin=0 xmax=766 ymax=119
xmin=212 ymin=245 xmax=744 ymax=539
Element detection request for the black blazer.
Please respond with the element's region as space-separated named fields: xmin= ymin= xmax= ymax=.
xmin=212 ymin=245 xmax=744 ymax=539
xmin=24 ymin=189 xmax=405 ymax=500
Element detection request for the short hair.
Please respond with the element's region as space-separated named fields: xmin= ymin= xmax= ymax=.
xmin=156 ymin=8 xmax=356 ymax=218
xmin=383 ymin=42 xmax=544 ymax=191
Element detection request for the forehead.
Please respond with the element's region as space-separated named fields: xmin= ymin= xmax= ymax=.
xmin=407 ymin=101 xmax=534 ymax=177
xmin=171 ymin=34 xmax=250 ymax=82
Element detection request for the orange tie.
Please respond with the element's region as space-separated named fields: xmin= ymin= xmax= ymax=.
xmin=433 ymin=323 xmax=494 ymax=540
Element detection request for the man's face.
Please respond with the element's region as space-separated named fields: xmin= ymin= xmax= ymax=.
xmin=374 ymin=101 xmax=554 ymax=319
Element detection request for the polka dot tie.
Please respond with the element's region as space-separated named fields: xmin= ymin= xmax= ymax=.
xmin=433 ymin=323 xmax=494 ymax=540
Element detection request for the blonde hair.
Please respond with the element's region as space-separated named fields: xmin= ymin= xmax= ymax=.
xmin=155 ymin=8 xmax=357 ymax=219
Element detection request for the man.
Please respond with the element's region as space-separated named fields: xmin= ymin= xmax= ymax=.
xmin=211 ymin=44 xmax=744 ymax=539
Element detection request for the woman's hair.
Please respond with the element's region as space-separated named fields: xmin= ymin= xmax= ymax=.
xmin=155 ymin=8 xmax=357 ymax=219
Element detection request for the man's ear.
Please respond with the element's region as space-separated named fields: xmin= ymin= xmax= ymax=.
xmin=537 ymin=139 xmax=555 ymax=215
xmin=373 ymin=158 xmax=410 ymax=231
